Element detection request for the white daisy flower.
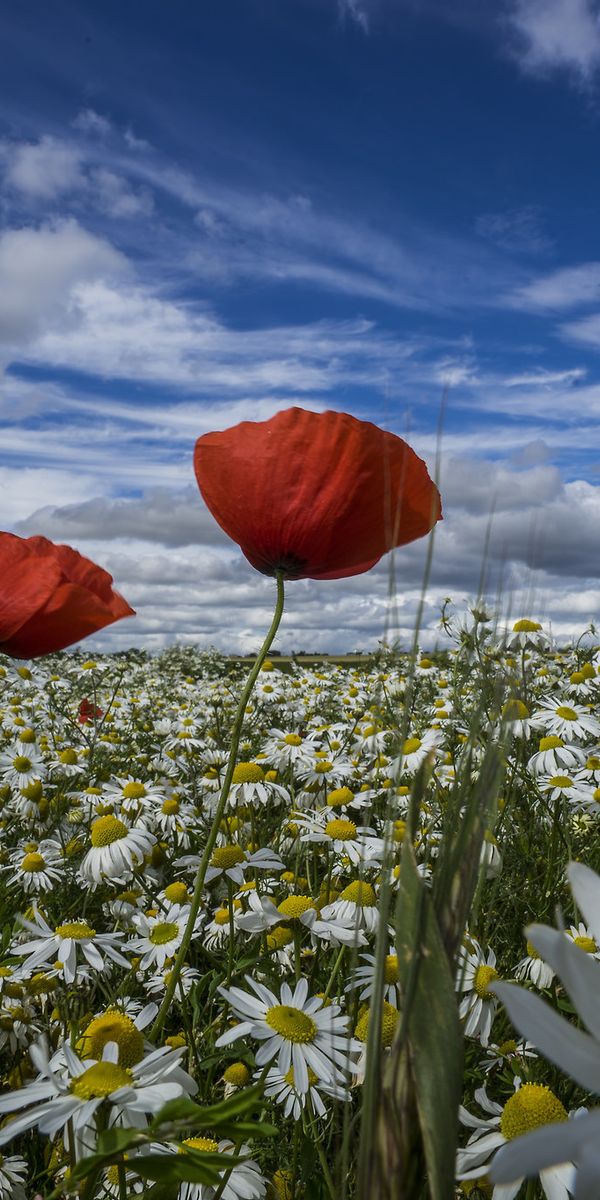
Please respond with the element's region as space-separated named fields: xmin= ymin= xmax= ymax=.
xmin=162 ymin=1137 xmax=267 ymax=1200
xmin=531 ymin=697 xmax=600 ymax=742
xmin=6 ymin=839 xmax=64 ymax=893
xmin=346 ymin=950 xmax=400 ymax=1005
xmin=293 ymin=810 xmax=384 ymax=867
xmin=0 ymin=748 xmax=44 ymax=789
xmin=262 ymin=727 xmax=314 ymax=769
xmin=388 ymin=729 xmax=442 ymax=778
xmin=319 ymin=879 xmax=380 ymax=935
xmin=102 ymin=777 xmax=168 ymax=817
xmin=264 ymin=1062 xmax=350 ymax=1119
xmin=80 ymin=814 xmax=155 ymax=885
xmin=527 ymin=736 xmax=587 ymax=777
xmin=129 ymin=903 xmax=202 ymax=972
xmin=507 ymin=619 xmax=549 ymax=650
xmin=226 ymin=762 xmax=290 ymax=809
xmin=216 ymin=975 xmax=358 ymax=1093
xmin=491 ymin=862 xmax=600 ymax=1195
xmin=457 ymin=1082 xmax=575 ymax=1199
xmin=0 ymin=1037 xmax=197 ymax=1158
xmin=481 ymin=1038 xmax=537 ymax=1074
xmin=12 ymin=906 xmax=130 ymax=985
xmin=0 ymin=1153 xmax=27 ymax=1200
xmin=204 ymin=843 xmax=284 ymax=886
xmin=515 ymin=939 xmax=556 ymax=989
xmin=456 ymin=941 xmax=500 ymax=1047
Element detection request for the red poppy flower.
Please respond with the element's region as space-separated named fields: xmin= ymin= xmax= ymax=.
xmin=0 ymin=533 xmax=135 ymax=658
xmin=78 ymin=698 xmax=104 ymax=724
xmin=194 ymin=407 xmax=442 ymax=580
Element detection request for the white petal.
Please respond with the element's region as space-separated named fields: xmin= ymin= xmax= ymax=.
xmin=493 ymin=982 xmax=600 ymax=1093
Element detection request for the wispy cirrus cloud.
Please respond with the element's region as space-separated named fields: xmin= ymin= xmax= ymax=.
xmin=505 ymin=261 xmax=600 ymax=311
xmin=505 ymin=0 xmax=600 ymax=82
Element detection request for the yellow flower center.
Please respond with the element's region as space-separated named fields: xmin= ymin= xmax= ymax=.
xmin=18 ymin=729 xmax=36 ymax=744
xmin=182 ymin=1136 xmax=219 ymax=1153
xmin=547 ymin=775 xmax=573 ymax=788
xmin=70 ymin=1061 xmax=131 ymax=1098
xmin=500 ymin=1084 xmax=567 ymax=1140
xmin=164 ymin=882 xmax=189 ymax=904
xmin=512 ymin=619 xmax=541 ymax=633
xmin=149 ymin=921 xmax=179 ymax=945
xmin=214 ymin=907 xmax=231 ymax=926
xmin=232 ymin=763 xmax=264 ymax=784
xmin=355 ymin=1001 xmax=399 ymax=1046
xmin=284 ymin=734 xmax=302 ymax=746
xmin=588 ymin=756 xmax=600 ymax=770
xmin=79 ymin=1010 xmax=144 ymax=1066
xmin=525 ymin=940 xmax=540 ymax=959
xmin=539 ymin=736 xmax=563 ymax=750
xmin=403 ymin=738 xmax=422 ymax=755
xmin=267 ymin=926 xmax=294 ymax=950
xmin=284 ymin=1065 xmax=318 ymax=1087
xmin=555 ymin=706 xmax=578 ymax=721
xmin=211 ymin=844 xmax=246 ymax=869
xmin=59 ymin=749 xmax=78 ymax=765
xmin=324 ymin=818 xmax=357 ymax=840
xmin=327 ymin=787 xmax=354 ymax=807
xmin=55 ymin=921 xmax=96 ymax=939
xmin=573 ymin=935 xmax=597 ymax=954
xmin=21 ymin=852 xmax=45 ymax=873
xmin=314 ymin=761 xmax=334 ymax=774
xmin=265 ymin=1004 xmax=317 ymax=1043
xmin=20 ymin=779 xmax=43 ymax=801
xmin=90 ymin=816 xmax=128 ymax=847
xmin=278 ymin=895 xmax=314 ymax=919
xmin=497 ymin=1039 xmax=517 ymax=1056
xmin=502 ymin=700 xmax=529 ymax=720
xmin=12 ymin=756 xmax=32 ymax=773
xmin=339 ymin=880 xmax=376 ymax=906
xmin=385 ymin=954 xmax=399 ymax=984
xmin=123 ymin=782 xmax=147 ymax=800
xmin=223 ymin=1062 xmax=251 ymax=1087
xmin=473 ymin=965 xmax=500 ymax=999
xmin=162 ymin=798 xmax=180 ymax=815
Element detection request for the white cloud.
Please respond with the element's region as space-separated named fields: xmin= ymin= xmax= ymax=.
xmin=1 ymin=135 xmax=85 ymax=199
xmin=90 ymin=168 xmax=154 ymax=218
xmin=560 ymin=310 xmax=600 ymax=347
xmin=338 ymin=0 xmax=370 ymax=33
xmin=507 ymin=261 xmax=600 ymax=311
xmin=0 ymin=220 xmax=127 ymax=347
xmin=72 ymin=109 xmax=112 ymax=137
xmin=507 ymin=0 xmax=600 ymax=80
xmin=503 ymin=367 xmax=587 ymax=386
xmin=475 ymin=205 xmax=553 ymax=255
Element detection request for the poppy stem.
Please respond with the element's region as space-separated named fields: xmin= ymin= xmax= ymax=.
xmin=149 ymin=570 xmax=286 ymax=1041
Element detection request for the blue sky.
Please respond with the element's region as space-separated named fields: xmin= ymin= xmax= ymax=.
xmin=1 ymin=0 xmax=599 ymax=651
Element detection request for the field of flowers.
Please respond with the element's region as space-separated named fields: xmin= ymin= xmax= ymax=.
xmin=0 ymin=610 xmax=599 ymax=1199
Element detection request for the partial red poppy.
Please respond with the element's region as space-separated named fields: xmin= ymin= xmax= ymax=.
xmin=0 ymin=533 xmax=135 ymax=658
xmin=78 ymin=698 xmax=104 ymax=724
xmin=194 ymin=407 xmax=442 ymax=580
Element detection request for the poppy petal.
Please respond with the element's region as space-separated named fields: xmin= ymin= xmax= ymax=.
xmin=194 ymin=407 xmax=441 ymax=581
xmin=0 ymin=533 xmax=135 ymax=658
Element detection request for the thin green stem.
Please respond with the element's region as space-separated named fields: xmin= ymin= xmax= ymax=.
xmin=150 ymin=571 xmax=285 ymax=1041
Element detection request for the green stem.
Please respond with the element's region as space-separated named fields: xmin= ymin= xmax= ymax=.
xmin=150 ymin=571 xmax=285 ymax=1041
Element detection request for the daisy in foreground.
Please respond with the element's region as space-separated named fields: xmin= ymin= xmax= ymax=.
xmin=215 ymin=975 xmax=358 ymax=1093
xmin=491 ymin=861 xmax=600 ymax=1199
xmin=0 ymin=1036 xmax=197 ymax=1158
xmin=457 ymin=1081 xmax=575 ymax=1199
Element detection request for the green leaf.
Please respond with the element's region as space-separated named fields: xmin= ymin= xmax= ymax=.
xmin=97 ymin=1126 xmax=142 ymax=1156
xmin=394 ymin=841 xmax=464 ymax=1200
